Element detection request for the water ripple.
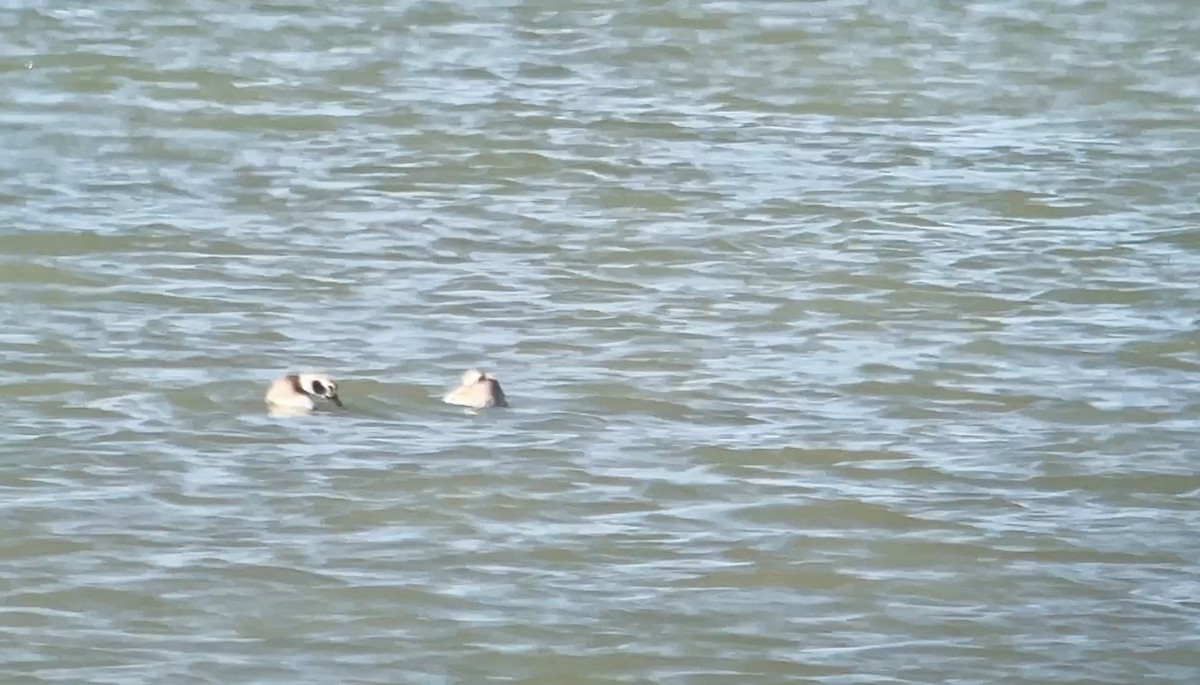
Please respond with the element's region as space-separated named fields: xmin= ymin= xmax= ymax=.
xmin=3 ymin=0 xmax=1200 ymax=683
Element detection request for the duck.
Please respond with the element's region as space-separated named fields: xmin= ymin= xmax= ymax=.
xmin=266 ymin=372 xmax=343 ymax=415
xmin=443 ymin=369 xmax=508 ymax=409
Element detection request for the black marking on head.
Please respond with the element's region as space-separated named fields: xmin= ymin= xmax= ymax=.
xmin=310 ymin=379 xmax=326 ymax=395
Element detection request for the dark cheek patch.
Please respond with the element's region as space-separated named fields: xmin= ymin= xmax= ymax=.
xmin=311 ymin=380 xmax=326 ymax=395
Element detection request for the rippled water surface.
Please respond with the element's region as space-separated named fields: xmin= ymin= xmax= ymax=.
xmin=3 ymin=1 xmax=1200 ymax=683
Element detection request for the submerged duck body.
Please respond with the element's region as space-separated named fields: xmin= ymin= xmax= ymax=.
xmin=266 ymin=373 xmax=343 ymax=415
xmin=443 ymin=369 xmax=508 ymax=409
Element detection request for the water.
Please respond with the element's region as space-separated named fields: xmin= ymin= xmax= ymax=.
xmin=3 ymin=1 xmax=1200 ymax=682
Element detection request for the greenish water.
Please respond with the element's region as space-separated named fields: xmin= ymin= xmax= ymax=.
xmin=3 ymin=1 xmax=1200 ymax=683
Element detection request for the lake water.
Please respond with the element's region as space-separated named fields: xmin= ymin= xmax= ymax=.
xmin=2 ymin=1 xmax=1199 ymax=683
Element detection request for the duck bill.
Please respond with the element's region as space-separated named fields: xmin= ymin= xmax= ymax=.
xmin=329 ymin=394 xmax=344 ymax=408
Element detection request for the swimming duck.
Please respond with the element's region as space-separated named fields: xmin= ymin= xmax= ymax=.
xmin=266 ymin=373 xmax=343 ymax=415
xmin=443 ymin=369 xmax=508 ymax=409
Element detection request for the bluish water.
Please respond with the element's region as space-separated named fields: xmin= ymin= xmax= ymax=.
xmin=2 ymin=1 xmax=1200 ymax=683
